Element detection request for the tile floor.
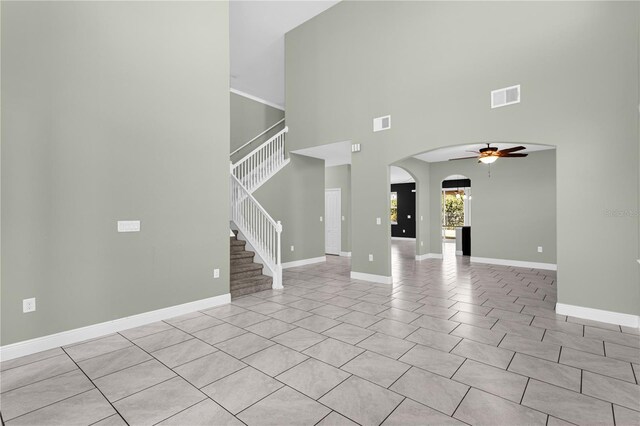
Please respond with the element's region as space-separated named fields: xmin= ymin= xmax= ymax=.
xmin=1 ymin=240 xmax=639 ymax=425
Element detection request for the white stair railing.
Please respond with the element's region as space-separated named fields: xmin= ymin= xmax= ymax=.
xmin=230 ymin=173 xmax=283 ymax=289
xmin=231 ymin=127 xmax=288 ymax=194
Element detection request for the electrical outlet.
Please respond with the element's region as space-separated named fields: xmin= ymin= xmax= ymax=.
xmin=537 ymin=246 xmax=543 ymax=253
xmin=342 ymin=216 xmax=345 ymax=221
xmin=421 ymin=215 xmax=424 ymax=221
xmin=320 ymin=216 xmax=323 ymax=222
xmin=421 ymin=241 xmax=424 ymax=246
xmin=291 ymin=245 xmax=295 ymax=252
xmin=402 ymin=229 xmax=406 ymax=233
xmin=376 ymin=218 xmax=381 ymax=225
xmin=214 ymin=268 xmax=220 ymax=278
xmin=23 ymin=298 xmax=36 ymax=313
xmin=407 ymin=215 xmax=411 ymax=219
xmin=369 ymin=254 xmax=374 ymax=262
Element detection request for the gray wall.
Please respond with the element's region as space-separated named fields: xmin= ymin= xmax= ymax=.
xmin=1 ymin=2 xmax=230 ymax=345
xmin=231 ymin=92 xmax=284 ymax=155
xmin=254 ymin=154 xmax=325 ymax=264
xmin=325 ymin=165 xmax=352 ymax=253
xmin=428 ymin=150 xmax=557 ymax=264
xmin=286 ymin=2 xmax=639 ymax=316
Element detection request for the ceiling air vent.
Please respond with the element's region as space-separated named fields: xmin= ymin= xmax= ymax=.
xmin=491 ymin=85 xmax=520 ymax=109
xmin=373 ymin=115 xmax=391 ymax=132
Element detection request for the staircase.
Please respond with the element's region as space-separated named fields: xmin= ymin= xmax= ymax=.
xmin=229 ymin=123 xmax=289 ymax=297
xmin=230 ymin=231 xmax=272 ymax=297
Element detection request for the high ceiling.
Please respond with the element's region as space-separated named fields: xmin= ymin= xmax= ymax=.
xmin=230 ymin=0 xmax=340 ymax=109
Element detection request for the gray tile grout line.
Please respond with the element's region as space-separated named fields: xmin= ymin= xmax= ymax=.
xmin=0 ymin=350 xmax=65 ymax=374
xmin=3 ymin=387 xmax=99 ymax=424
xmin=115 ymin=332 xmax=244 ymax=423
xmin=60 ymin=346 xmax=131 ymax=425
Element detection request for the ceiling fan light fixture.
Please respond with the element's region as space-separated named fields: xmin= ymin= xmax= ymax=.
xmin=479 ymin=156 xmax=498 ymax=164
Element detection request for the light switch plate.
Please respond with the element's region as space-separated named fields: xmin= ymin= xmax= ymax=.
xmin=118 ymin=220 xmax=140 ymax=233
xmin=421 ymin=241 xmax=424 ymax=246
xmin=368 ymin=254 xmax=374 ymax=262
xmin=320 ymin=216 xmax=323 ymax=222
xmin=214 ymin=269 xmax=220 ymax=278
xmin=23 ymin=298 xmax=36 ymax=313
xmin=376 ymin=218 xmax=381 ymax=225
xmin=342 ymin=216 xmax=345 ymax=221
xmin=421 ymin=216 xmax=424 ymax=221
xmin=407 ymin=215 xmax=411 ymax=219
xmin=291 ymin=245 xmax=295 ymax=252
xmin=537 ymin=246 xmax=543 ymax=253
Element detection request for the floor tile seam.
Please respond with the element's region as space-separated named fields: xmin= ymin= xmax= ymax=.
xmin=557 ymin=357 xmax=637 ymax=384
xmin=66 ymin=341 xmax=135 ymax=365
xmin=0 ymin=358 xmax=79 ymax=395
xmin=113 ymin=335 xmax=224 ymax=407
xmin=213 ymin=339 xmax=277 ymax=360
xmin=88 ymin=413 xmax=127 ymax=426
xmin=0 ymin=352 xmax=66 ymax=375
xmin=122 ymin=323 xmax=180 ymax=341
xmin=59 ymin=346 xmax=127 ymax=424
xmin=2 ymin=387 xmax=97 ymax=423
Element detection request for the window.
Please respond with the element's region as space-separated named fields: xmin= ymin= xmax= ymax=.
xmin=390 ymin=192 xmax=398 ymax=224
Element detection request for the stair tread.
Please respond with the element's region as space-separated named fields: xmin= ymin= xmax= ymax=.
xmin=231 ymin=251 xmax=255 ymax=258
xmin=231 ymin=263 xmax=263 ymax=272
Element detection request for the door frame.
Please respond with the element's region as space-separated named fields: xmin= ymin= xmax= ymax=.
xmin=325 ymin=188 xmax=342 ymax=255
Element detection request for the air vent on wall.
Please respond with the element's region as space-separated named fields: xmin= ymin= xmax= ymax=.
xmin=491 ymin=85 xmax=520 ymax=109
xmin=373 ymin=115 xmax=391 ymax=132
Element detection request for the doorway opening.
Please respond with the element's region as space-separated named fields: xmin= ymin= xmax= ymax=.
xmin=325 ymin=188 xmax=341 ymax=255
xmin=442 ymin=175 xmax=471 ymax=259
xmin=389 ymin=166 xmax=418 ymax=268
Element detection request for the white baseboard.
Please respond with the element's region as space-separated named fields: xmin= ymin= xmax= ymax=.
xmin=455 ymin=250 xmax=463 ymax=256
xmin=415 ymin=253 xmax=443 ymax=260
xmin=0 ymin=293 xmax=231 ymax=362
xmin=556 ymin=303 xmax=640 ymax=328
xmin=282 ymin=256 xmax=326 ymax=269
xmin=391 ymin=237 xmax=415 ymax=241
xmin=350 ymin=271 xmax=393 ymax=284
xmin=340 ymin=252 xmax=352 ymax=257
xmin=471 ymin=256 xmax=557 ymax=271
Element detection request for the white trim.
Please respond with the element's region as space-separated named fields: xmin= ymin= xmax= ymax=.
xmin=325 ymin=188 xmax=341 ymax=256
xmin=350 ymin=271 xmax=393 ymax=284
xmin=471 ymin=256 xmax=557 ymax=271
xmin=230 ymin=88 xmax=284 ymax=111
xmin=0 ymin=294 xmax=231 ymax=362
xmin=455 ymin=250 xmax=463 ymax=256
xmin=391 ymin=237 xmax=416 ymax=241
xmin=415 ymin=253 xmax=443 ymax=260
xmin=282 ymin=256 xmax=326 ymax=269
xmin=340 ymin=252 xmax=352 ymax=257
xmin=556 ymin=303 xmax=639 ymax=328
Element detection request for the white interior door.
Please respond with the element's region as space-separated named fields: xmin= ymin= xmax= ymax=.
xmin=325 ymin=189 xmax=341 ymax=255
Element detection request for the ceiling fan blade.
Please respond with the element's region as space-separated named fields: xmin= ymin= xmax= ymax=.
xmin=449 ymin=156 xmax=479 ymax=161
xmin=499 ymin=153 xmax=528 ymax=158
xmin=497 ymin=146 xmax=526 ymax=154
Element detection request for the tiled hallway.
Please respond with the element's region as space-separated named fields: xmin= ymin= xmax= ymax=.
xmin=1 ymin=241 xmax=639 ymax=425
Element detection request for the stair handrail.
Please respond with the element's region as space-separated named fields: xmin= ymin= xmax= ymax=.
xmin=230 ymin=173 xmax=283 ymax=288
xmin=231 ymin=126 xmax=288 ymax=172
xmin=230 ymin=118 xmax=285 ymax=157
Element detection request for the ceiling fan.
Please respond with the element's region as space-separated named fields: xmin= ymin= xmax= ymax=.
xmin=449 ymin=144 xmax=528 ymax=164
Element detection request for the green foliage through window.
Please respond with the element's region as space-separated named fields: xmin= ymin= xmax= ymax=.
xmin=390 ymin=192 xmax=398 ymax=224
xmin=443 ymin=193 xmax=464 ymax=227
